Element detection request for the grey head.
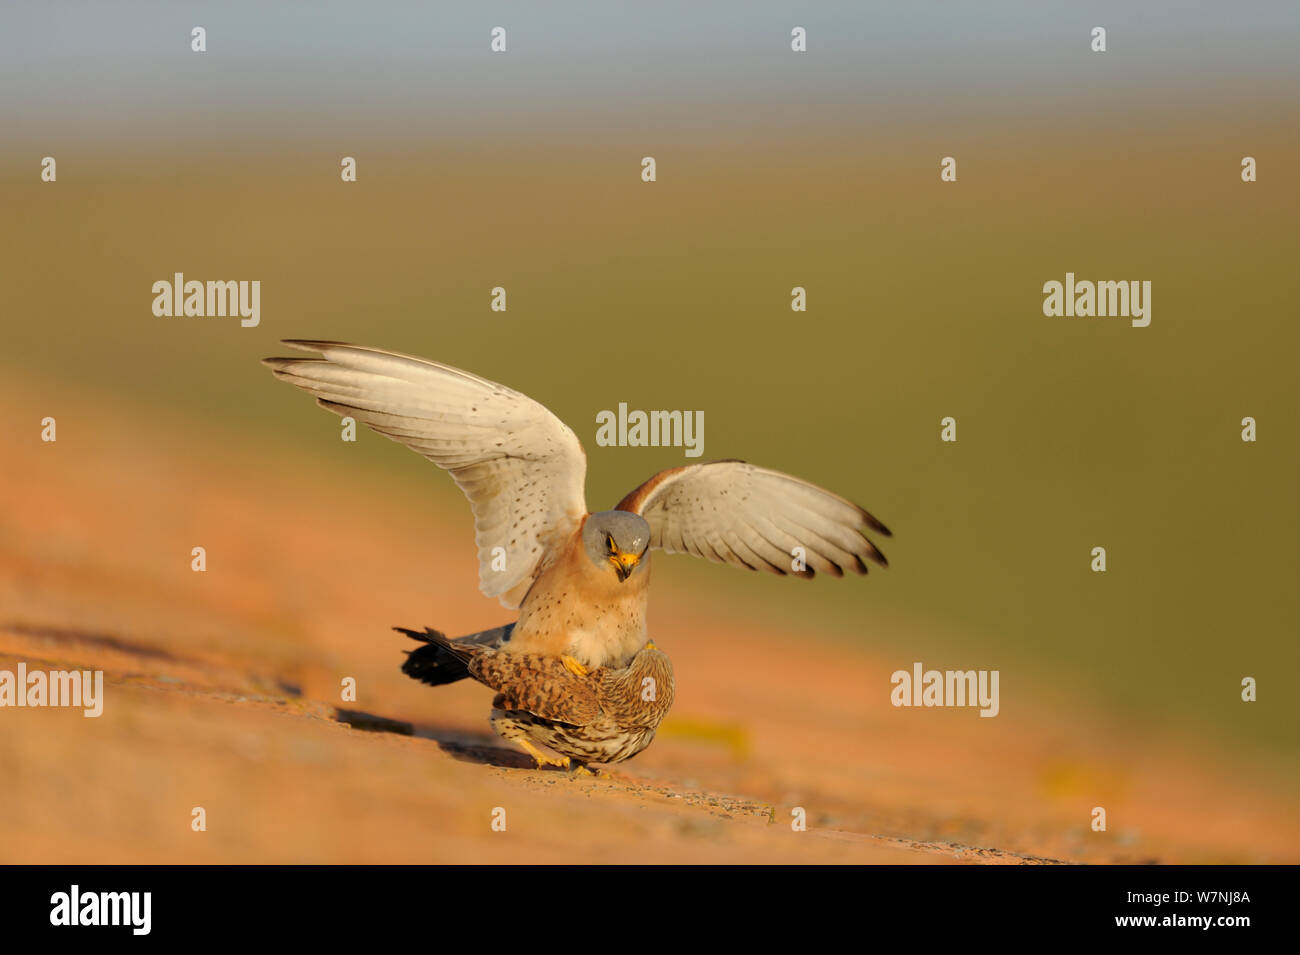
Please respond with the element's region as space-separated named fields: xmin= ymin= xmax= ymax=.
xmin=582 ymin=510 xmax=651 ymax=583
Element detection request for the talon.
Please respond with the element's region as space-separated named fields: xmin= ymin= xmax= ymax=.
xmin=561 ymin=655 xmax=589 ymax=677
xmin=573 ymin=764 xmax=596 ymax=777
xmin=515 ymin=737 xmax=571 ymax=770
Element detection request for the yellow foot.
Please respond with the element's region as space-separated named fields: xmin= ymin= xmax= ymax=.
xmin=561 ymin=655 xmax=589 ymax=677
xmin=514 ymin=737 xmax=570 ymax=770
xmin=572 ymin=764 xmax=596 ymax=777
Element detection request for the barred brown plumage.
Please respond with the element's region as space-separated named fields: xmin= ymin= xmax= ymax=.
xmin=398 ymin=626 xmax=674 ymax=768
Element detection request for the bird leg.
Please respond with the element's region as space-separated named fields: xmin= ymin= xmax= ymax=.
xmin=512 ymin=736 xmax=572 ymax=770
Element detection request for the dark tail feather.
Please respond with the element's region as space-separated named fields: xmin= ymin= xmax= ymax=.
xmin=396 ymin=627 xmax=474 ymax=687
xmin=395 ymin=623 xmax=515 ymax=688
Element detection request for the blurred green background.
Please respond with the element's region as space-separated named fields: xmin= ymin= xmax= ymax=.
xmin=3 ymin=2 xmax=1297 ymax=766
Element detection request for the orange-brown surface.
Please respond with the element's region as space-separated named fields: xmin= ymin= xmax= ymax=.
xmin=2 ymin=376 xmax=1296 ymax=864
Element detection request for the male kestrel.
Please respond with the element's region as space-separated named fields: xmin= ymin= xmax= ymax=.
xmin=264 ymin=341 xmax=890 ymax=767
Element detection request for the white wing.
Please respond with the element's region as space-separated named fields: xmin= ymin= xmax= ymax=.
xmin=616 ymin=460 xmax=889 ymax=578
xmin=264 ymin=341 xmax=587 ymax=607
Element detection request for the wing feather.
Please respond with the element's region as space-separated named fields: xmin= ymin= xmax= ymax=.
xmin=264 ymin=341 xmax=587 ymax=607
xmin=616 ymin=460 xmax=889 ymax=579
xmin=472 ymin=653 xmax=602 ymax=725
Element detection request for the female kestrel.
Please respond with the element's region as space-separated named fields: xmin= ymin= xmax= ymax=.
xmin=264 ymin=341 xmax=890 ymax=766
xmin=398 ymin=626 xmax=675 ymax=769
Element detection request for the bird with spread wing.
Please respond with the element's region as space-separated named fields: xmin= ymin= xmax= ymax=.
xmin=264 ymin=341 xmax=890 ymax=769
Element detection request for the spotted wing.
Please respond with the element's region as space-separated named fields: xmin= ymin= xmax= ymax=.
xmin=264 ymin=341 xmax=588 ymax=607
xmin=617 ymin=460 xmax=889 ymax=578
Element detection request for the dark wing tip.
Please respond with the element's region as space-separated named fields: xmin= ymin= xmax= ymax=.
xmin=281 ymin=339 xmax=344 ymax=350
xmin=858 ymin=506 xmax=892 ymax=538
xmin=393 ymin=626 xmax=449 ymax=643
xmin=262 ymin=352 xmax=329 ymax=372
xmin=860 ymin=535 xmax=889 ymax=569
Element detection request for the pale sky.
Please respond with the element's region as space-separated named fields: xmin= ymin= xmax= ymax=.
xmin=3 ymin=1 xmax=1297 ymax=143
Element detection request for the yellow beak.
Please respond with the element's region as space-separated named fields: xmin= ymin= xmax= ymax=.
xmin=611 ymin=551 xmax=640 ymax=582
